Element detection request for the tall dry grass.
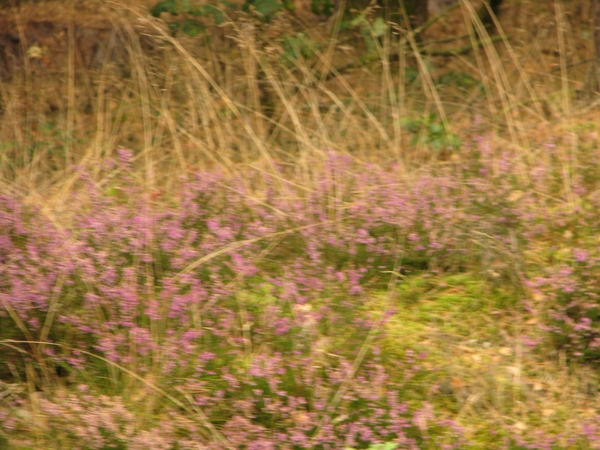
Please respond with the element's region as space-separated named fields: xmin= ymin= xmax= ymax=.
xmin=1 ymin=0 xmax=600 ymax=448
xmin=0 ymin=0 xmax=594 ymax=204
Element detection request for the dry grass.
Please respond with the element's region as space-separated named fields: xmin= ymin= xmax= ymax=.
xmin=0 ymin=0 xmax=596 ymax=192
xmin=1 ymin=0 xmax=600 ymax=447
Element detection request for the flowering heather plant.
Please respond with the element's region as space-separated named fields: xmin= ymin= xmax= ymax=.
xmin=524 ymin=198 xmax=600 ymax=362
xmin=1 ymin=143 xmax=600 ymax=448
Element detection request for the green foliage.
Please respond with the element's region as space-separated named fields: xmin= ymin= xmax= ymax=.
xmin=400 ymin=113 xmax=461 ymax=154
xmin=311 ymin=0 xmax=336 ymax=16
xmin=150 ymin=0 xmax=296 ymax=33
xmin=151 ymin=0 xmax=229 ymax=22
xmin=346 ymin=442 xmax=398 ymax=449
xmin=150 ymin=0 xmax=178 ymax=16
xmin=151 ymin=0 xmax=228 ymax=38
xmin=345 ymin=14 xmax=388 ymax=60
xmin=435 ymin=71 xmax=479 ymax=90
xmin=281 ymin=32 xmax=318 ymax=63
xmin=243 ymin=0 xmax=284 ymax=18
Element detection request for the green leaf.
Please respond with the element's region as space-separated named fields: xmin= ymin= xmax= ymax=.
xmin=282 ymin=33 xmax=316 ymax=61
xmin=181 ymin=18 xmax=205 ymax=36
xmin=400 ymin=117 xmax=418 ymax=133
xmin=280 ymin=0 xmax=295 ymax=11
xmin=350 ymin=13 xmax=367 ymax=28
xmin=105 ymin=183 xmax=118 ymax=197
xmin=428 ymin=123 xmax=443 ymax=135
xmin=448 ymin=135 xmax=461 ymax=149
xmin=202 ymin=5 xmax=227 ymax=24
xmin=188 ymin=5 xmax=205 ymax=16
xmin=311 ymin=0 xmax=335 ymax=16
xmin=367 ymin=444 xmax=398 ymax=450
xmin=372 ymin=17 xmax=387 ymax=38
xmin=151 ymin=0 xmax=179 ymax=17
xmin=218 ymin=0 xmax=237 ymax=7
xmin=252 ymin=0 xmax=282 ymax=17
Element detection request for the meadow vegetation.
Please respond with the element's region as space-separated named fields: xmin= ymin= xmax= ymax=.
xmin=1 ymin=0 xmax=600 ymax=448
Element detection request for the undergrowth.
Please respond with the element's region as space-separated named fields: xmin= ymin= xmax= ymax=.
xmin=2 ymin=144 xmax=600 ymax=448
xmin=1 ymin=0 xmax=600 ymax=448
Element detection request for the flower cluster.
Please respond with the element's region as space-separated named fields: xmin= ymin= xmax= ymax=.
xmin=1 ymin=142 xmax=599 ymax=447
